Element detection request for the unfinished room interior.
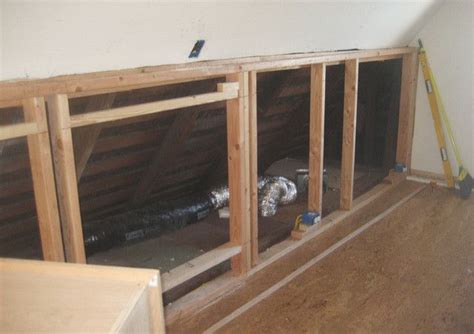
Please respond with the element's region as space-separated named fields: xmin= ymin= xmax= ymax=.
xmin=0 ymin=1 xmax=473 ymax=333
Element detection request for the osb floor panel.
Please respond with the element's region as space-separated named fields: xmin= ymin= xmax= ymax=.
xmin=169 ymin=182 xmax=474 ymax=333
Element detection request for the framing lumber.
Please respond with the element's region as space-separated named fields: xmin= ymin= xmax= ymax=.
xmin=69 ymin=84 xmax=238 ymax=128
xmin=161 ymin=243 xmax=242 ymax=292
xmin=0 ymin=48 xmax=420 ymax=322
xmin=308 ymin=63 xmax=326 ymax=213
xmin=131 ymin=108 xmax=201 ymax=205
xmin=46 ymin=94 xmax=86 ymax=263
xmin=396 ymin=52 xmax=419 ymax=169
xmin=0 ymin=122 xmax=39 ymax=141
xmin=0 ymin=113 xmax=20 ymax=157
xmin=226 ymin=72 xmax=251 ymax=276
xmin=23 ymin=97 xmax=65 ymax=262
xmin=340 ymin=59 xmax=359 ymax=210
xmin=73 ymin=93 xmax=116 ymax=181
xmin=249 ymin=71 xmax=259 ymax=267
xmin=0 ymin=48 xmax=414 ymax=103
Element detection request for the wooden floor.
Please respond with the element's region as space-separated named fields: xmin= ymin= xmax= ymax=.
xmin=169 ymin=182 xmax=474 ymax=333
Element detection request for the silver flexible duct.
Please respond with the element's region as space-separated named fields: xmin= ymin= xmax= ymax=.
xmin=208 ymin=176 xmax=297 ymax=217
xmin=208 ymin=185 xmax=229 ymax=210
xmin=259 ymin=176 xmax=298 ymax=217
xmin=85 ymin=176 xmax=298 ymax=255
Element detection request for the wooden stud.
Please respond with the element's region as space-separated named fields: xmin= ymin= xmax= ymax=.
xmin=47 ymin=94 xmax=86 ymax=263
xmin=308 ymin=63 xmax=326 ymax=213
xmin=396 ymin=51 xmax=419 ymax=169
xmin=248 ymin=71 xmax=259 ymax=267
xmin=340 ymin=59 xmax=359 ymax=210
xmin=23 ymin=97 xmax=65 ymax=262
xmin=73 ymin=94 xmax=116 ymax=181
xmin=226 ymin=72 xmax=251 ymax=275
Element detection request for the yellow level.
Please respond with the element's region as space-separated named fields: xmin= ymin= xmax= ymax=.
xmin=418 ymin=41 xmax=455 ymax=188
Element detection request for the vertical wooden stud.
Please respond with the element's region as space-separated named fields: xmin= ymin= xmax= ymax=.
xmin=308 ymin=63 xmax=326 ymax=213
xmin=47 ymin=94 xmax=86 ymax=263
xmin=248 ymin=71 xmax=259 ymax=267
xmin=23 ymin=97 xmax=65 ymax=262
xmin=396 ymin=51 xmax=419 ymax=170
xmin=340 ymin=59 xmax=359 ymax=210
xmin=226 ymin=72 xmax=251 ymax=275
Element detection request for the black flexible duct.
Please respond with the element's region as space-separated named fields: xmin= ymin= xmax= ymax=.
xmin=83 ymin=176 xmax=297 ymax=256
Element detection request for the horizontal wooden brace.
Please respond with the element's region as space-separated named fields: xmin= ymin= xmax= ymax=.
xmin=239 ymin=48 xmax=410 ymax=72
xmin=0 ymin=47 xmax=415 ymax=103
xmin=69 ymin=83 xmax=239 ymax=128
xmin=0 ymin=122 xmax=40 ymax=141
xmin=161 ymin=242 xmax=242 ymax=292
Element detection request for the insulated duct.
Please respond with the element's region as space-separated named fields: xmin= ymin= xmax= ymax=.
xmin=83 ymin=194 xmax=213 ymax=255
xmin=259 ymin=176 xmax=298 ymax=217
xmin=83 ymin=176 xmax=297 ymax=255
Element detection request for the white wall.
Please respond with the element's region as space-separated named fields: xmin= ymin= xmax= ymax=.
xmin=1 ymin=0 xmax=441 ymax=80
xmin=0 ymin=1 xmax=3 ymax=79
xmin=411 ymin=0 xmax=473 ymax=176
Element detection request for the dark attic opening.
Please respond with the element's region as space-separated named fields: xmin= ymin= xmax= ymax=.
xmin=0 ymin=59 xmax=401 ymax=304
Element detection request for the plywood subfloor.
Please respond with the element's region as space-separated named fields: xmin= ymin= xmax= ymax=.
xmin=169 ymin=182 xmax=474 ymax=333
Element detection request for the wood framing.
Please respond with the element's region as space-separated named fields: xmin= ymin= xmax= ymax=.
xmin=35 ymin=76 xmax=243 ymax=295
xmin=226 ymin=72 xmax=251 ymax=275
xmin=0 ymin=47 xmax=414 ymax=103
xmin=46 ymin=94 xmax=87 ymax=263
xmin=162 ymin=242 xmax=242 ymax=292
xmin=0 ymin=122 xmax=39 ymax=141
xmin=0 ymin=47 xmax=420 ymax=325
xmin=23 ymin=97 xmax=65 ymax=262
xmin=0 ymin=99 xmax=66 ymax=261
xmin=69 ymin=84 xmax=238 ymax=128
xmin=340 ymin=59 xmax=359 ymax=210
xmin=396 ymin=52 xmax=419 ymax=169
xmin=249 ymin=71 xmax=259 ymax=267
xmin=308 ymin=63 xmax=326 ymax=213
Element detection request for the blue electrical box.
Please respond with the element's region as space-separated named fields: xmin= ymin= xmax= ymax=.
xmin=394 ymin=163 xmax=407 ymax=173
xmin=301 ymin=211 xmax=321 ymax=226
